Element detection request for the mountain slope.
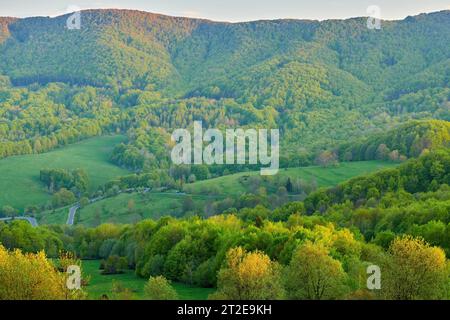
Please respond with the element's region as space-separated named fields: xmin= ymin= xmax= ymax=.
xmin=0 ymin=10 xmax=448 ymax=95
xmin=0 ymin=9 xmax=448 ymax=165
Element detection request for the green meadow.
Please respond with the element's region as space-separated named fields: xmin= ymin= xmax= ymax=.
xmin=39 ymin=192 xmax=215 ymax=226
xmin=82 ymin=260 xmax=214 ymax=300
xmin=40 ymin=160 xmax=397 ymax=226
xmin=0 ymin=135 xmax=129 ymax=211
xmin=184 ymin=160 xmax=398 ymax=196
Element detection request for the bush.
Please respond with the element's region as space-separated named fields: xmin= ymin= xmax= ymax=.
xmin=144 ymin=276 xmax=178 ymax=300
xmin=101 ymin=255 xmax=128 ymax=275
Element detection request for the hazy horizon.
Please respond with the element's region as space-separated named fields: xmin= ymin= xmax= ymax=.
xmin=0 ymin=0 xmax=449 ymax=22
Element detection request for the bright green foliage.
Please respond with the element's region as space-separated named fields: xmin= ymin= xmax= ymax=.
xmin=381 ymin=236 xmax=448 ymax=300
xmin=0 ymin=11 xmax=449 ymax=169
xmin=339 ymin=120 xmax=450 ymax=161
xmin=304 ymin=149 xmax=450 ymax=213
xmin=144 ymin=276 xmax=179 ymax=300
xmin=285 ymin=242 xmax=347 ymax=299
xmin=0 ymin=9 xmax=449 ymax=301
xmin=210 ymin=247 xmax=285 ymax=300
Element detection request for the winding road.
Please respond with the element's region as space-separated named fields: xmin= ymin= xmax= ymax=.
xmin=0 ymin=216 xmax=38 ymax=227
xmin=65 ymin=189 xmax=152 ymax=226
xmin=65 ymin=189 xmax=186 ymax=226
xmin=2 ymin=188 xmax=183 ymax=227
xmin=66 ymin=204 xmax=80 ymax=225
xmin=66 ymin=195 xmax=105 ymax=226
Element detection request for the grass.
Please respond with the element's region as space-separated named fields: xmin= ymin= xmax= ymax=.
xmin=41 ymin=160 xmax=397 ymax=226
xmin=38 ymin=205 xmax=72 ymax=225
xmin=184 ymin=160 xmax=398 ymax=196
xmin=82 ymin=260 xmax=214 ymax=300
xmin=77 ymin=192 xmax=213 ymax=227
xmin=40 ymin=192 xmax=214 ymax=226
xmin=0 ymin=135 xmax=129 ymax=211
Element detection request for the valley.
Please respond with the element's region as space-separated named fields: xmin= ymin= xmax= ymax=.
xmin=37 ymin=160 xmax=397 ymax=226
xmin=0 ymin=7 xmax=449 ymax=301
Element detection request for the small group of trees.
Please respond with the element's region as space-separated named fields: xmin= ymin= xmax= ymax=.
xmin=38 ymin=168 xmax=90 ymax=209
xmin=40 ymin=168 xmax=89 ymax=195
xmin=100 ymin=255 xmax=128 ymax=275
xmin=0 ymin=205 xmax=18 ymax=218
xmin=51 ymin=188 xmax=77 ymax=208
xmin=315 ymin=150 xmax=339 ymax=167
xmin=101 ymin=275 xmax=179 ymax=300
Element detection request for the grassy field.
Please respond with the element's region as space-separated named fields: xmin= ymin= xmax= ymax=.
xmin=40 ymin=160 xmax=397 ymax=226
xmin=39 ymin=192 xmax=214 ymax=226
xmin=82 ymin=260 xmax=214 ymax=300
xmin=38 ymin=205 xmax=72 ymax=225
xmin=77 ymin=192 xmax=214 ymax=226
xmin=184 ymin=160 xmax=398 ymax=196
xmin=0 ymin=136 xmax=129 ymax=211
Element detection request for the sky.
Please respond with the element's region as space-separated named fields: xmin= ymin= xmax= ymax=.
xmin=0 ymin=0 xmax=449 ymax=22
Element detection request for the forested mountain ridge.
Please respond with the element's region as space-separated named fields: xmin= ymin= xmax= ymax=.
xmin=0 ymin=9 xmax=448 ymax=94
xmin=0 ymin=9 xmax=448 ymax=163
xmin=1 ymin=9 xmax=450 ymax=301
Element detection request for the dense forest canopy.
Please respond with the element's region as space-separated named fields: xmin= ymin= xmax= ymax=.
xmin=0 ymin=9 xmax=449 ymax=300
xmin=1 ymin=149 xmax=449 ymax=300
xmin=0 ymin=10 xmax=448 ymax=165
xmin=0 ymin=10 xmax=448 ymax=93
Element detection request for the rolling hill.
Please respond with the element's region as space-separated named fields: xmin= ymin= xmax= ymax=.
xmin=0 ymin=9 xmax=449 ymax=165
xmin=0 ymin=9 xmax=449 ymax=217
xmin=0 ymin=7 xmax=449 ymax=302
xmin=39 ymin=160 xmax=397 ymax=226
xmin=0 ymin=135 xmax=128 ymax=210
xmin=0 ymin=10 xmax=448 ymax=96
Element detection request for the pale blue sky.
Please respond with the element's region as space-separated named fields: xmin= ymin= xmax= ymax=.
xmin=0 ymin=0 xmax=448 ymax=22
